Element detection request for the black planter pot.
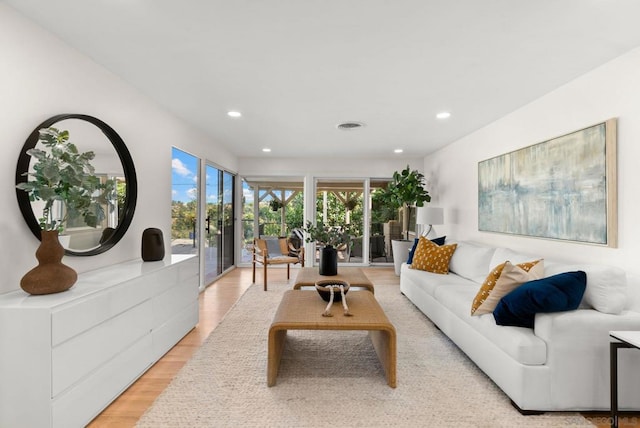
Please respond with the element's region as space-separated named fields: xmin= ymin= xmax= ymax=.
xmin=319 ymin=245 xmax=338 ymax=276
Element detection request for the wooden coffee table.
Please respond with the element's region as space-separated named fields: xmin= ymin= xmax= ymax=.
xmin=267 ymin=290 xmax=396 ymax=387
xmin=293 ymin=267 xmax=375 ymax=293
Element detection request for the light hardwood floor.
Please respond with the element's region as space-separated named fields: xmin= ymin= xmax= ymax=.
xmin=87 ymin=266 xmax=633 ymax=428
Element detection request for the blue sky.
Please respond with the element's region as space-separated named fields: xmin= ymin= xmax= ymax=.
xmin=172 ymin=148 xmax=238 ymax=205
xmin=171 ymin=147 xmax=198 ymax=203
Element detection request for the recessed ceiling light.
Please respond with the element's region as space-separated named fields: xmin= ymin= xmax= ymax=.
xmin=227 ymin=111 xmax=242 ymax=118
xmin=262 ymin=148 xmax=271 ymax=153
xmin=394 ymin=149 xmax=403 ymax=154
xmin=436 ymin=111 xmax=451 ymax=120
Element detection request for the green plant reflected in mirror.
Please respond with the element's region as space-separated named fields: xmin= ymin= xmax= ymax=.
xmin=15 ymin=114 xmax=137 ymax=256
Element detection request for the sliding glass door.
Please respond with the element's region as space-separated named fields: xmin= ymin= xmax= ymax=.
xmin=314 ymin=179 xmax=365 ymax=264
xmin=240 ymin=178 xmax=304 ymax=263
xmin=311 ymin=178 xmax=394 ymax=266
xmin=237 ymin=176 xmax=394 ymax=267
xmin=204 ymin=163 xmax=235 ymax=285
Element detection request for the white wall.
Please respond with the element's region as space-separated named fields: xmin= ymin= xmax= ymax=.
xmin=425 ymin=47 xmax=640 ymax=274
xmin=0 ymin=5 xmax=237 ymax=294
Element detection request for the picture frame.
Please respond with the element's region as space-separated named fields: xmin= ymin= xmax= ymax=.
xmin=478 ymin=118 xmax=617 ymax=247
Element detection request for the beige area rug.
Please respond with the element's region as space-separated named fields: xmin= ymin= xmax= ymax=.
xmin=137 ymin=281 xmax=592 ymax=428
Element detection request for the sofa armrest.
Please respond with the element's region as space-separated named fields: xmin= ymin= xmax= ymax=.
xmin=535 ymin=309 xmax=640 ymax=352
xmin=534 ymin=308 xmax=640 ymax=408
xmin=626 ymin=274 xmax=640 ymax=312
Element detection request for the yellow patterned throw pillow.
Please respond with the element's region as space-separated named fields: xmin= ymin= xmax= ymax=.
xmin=470 ymin=259 xmax=542 ymax=315
xmin=410 ymin=236 xmax=457 ymax=275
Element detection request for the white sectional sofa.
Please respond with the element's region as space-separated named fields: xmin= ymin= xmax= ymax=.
xmin=400 ymin=240 xmax=640 ymax=412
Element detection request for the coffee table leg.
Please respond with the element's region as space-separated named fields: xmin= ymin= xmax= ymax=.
xmin=268 ymin=327 xmax=287 ymax=386
xmin=370 ymin=328 xmax=397 ymax=388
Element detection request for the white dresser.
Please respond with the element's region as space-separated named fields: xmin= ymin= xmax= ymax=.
xmin=0 ymin=255 xmax=199 ymax=428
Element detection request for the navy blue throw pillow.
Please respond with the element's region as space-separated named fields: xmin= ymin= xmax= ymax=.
xmin=407 ymin=236 xmax=446 ymax=264
xmin=493 ymin=271 xmax=587 ymax=328
xmin=431 ymin=236 xmax=446 ymax=246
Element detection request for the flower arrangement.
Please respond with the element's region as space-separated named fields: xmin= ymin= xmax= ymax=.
xmin=302 ymin=221 xmax=351 ymax=248
xmin=16 ymin=127 xmax=116 ymax=232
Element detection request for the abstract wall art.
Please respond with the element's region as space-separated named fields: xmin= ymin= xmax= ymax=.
xmin=478 ymin=119 xmax=617 ymax=246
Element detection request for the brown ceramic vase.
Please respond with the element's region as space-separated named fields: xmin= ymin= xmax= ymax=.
xmin=20 ymin=230 xmax=77 ymax=295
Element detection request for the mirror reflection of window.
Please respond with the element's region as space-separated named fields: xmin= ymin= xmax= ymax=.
xmin=171 ymin=147 xmax=199 ymax=256
xmin=26 ymin=119 xmax=127 ymax=252
xmin=57 ymin=173 xmax=122 ymax=252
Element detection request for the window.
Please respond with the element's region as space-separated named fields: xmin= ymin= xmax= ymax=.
xmin=171 ymin=147 xmax=199 ymax=256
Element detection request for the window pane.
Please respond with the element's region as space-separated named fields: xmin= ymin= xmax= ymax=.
xmin=171 ymin=147 xmax=199 ymax=256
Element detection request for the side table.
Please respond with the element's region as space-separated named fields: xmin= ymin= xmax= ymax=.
xmin=609 ymin=331 xmax=640 ymax=428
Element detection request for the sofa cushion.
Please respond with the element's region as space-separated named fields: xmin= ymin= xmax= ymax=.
xmin=401 ymin=264 xmax=477 ymax=297
xmin=489 ymin=247 xmax=542 ymax=271
xmin=407 ymin=236 xmax=446 ymax=264
xmin=545 ymin=263 xmax=627 ymax=314
xmin=472 ymin=260 xmax=544 ymax=315
xmin=493 ymin=271 xmax=587 ymax=328
xmin=434 ymin=285 xmax=548 ymax=365
xmin=410 ymin=237 xmax=457 ymax=274
xmin=262 ymin=236 xmax=283 ymax=257
xmin=448 ymin=241 xmax=496 ymax=283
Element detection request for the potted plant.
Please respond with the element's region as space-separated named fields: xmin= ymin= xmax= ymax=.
xmin=302 ymin=221 xmax=351 ymax=275
xmin=269 ymin=199 xmax=283 ymax=211
xmin=344 ymin=198 xmax=358 ymax=211
xmin=17 ymin=127 xmax=116 ymax=232
xmin=16 ymin=127 xmax=116 ymax=294
xmin=373 ymin=165 xmax=431 ymax=274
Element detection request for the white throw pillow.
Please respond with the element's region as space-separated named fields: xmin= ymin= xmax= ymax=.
xmin=489 ymin=248 xmax=541 ymax=272
xmin=545 ymin=263 xmax=627 ymax=314
xmin=448 ymin=241 xmax=496 ymax=283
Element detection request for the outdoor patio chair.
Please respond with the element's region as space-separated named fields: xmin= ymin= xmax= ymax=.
xmin=252 ymin=237 xmax=305 ymax=291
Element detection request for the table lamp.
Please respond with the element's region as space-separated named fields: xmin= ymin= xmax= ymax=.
xmin=416 ymin=206 xmax=444 ymax=238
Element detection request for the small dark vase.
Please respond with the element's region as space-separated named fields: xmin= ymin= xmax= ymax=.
xmin=20 ymin=230 xmax=77 ymax=295
xmin=319 ymin=245 xmax=338 ymax=276
xmin=142 ymin=228 xmax=165 ymax=261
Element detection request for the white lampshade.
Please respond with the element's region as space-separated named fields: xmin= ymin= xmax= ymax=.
xmin=416 ymin=206 xmax=444 ymax=226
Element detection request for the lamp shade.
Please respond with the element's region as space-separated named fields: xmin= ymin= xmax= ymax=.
xmin=416 ymin=206 xmax=444 ymax=225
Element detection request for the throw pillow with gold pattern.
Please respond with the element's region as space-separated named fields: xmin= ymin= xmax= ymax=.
xmin=470 ymin=259 xmax=542 ymax=315
xmin=410 ymin=236 xmax=457 ymax=275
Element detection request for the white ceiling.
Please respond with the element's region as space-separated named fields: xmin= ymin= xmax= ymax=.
xmin=6 ymin=1 xmax=640 ymax=159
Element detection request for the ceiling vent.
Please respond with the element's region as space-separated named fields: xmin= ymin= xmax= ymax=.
xmin=337 ymin=121 xmax=365 ymax=130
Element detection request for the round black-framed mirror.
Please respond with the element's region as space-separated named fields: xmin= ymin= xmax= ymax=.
xmin=15 ymin=114 xmax=137 ymax=256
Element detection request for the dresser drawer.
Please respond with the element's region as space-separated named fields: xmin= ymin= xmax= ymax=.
xmin=51 ymin=334 xmax=153 ymax=428
xmin=153 ymin=275 xmax=198 ymax=326
xmin=51 ymin=278 xmax=152 ymax=346
xmin=152 ymin=300 xmax=198 ymax=361
xmin=51 ymin=300 xmax=153 ymax=397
